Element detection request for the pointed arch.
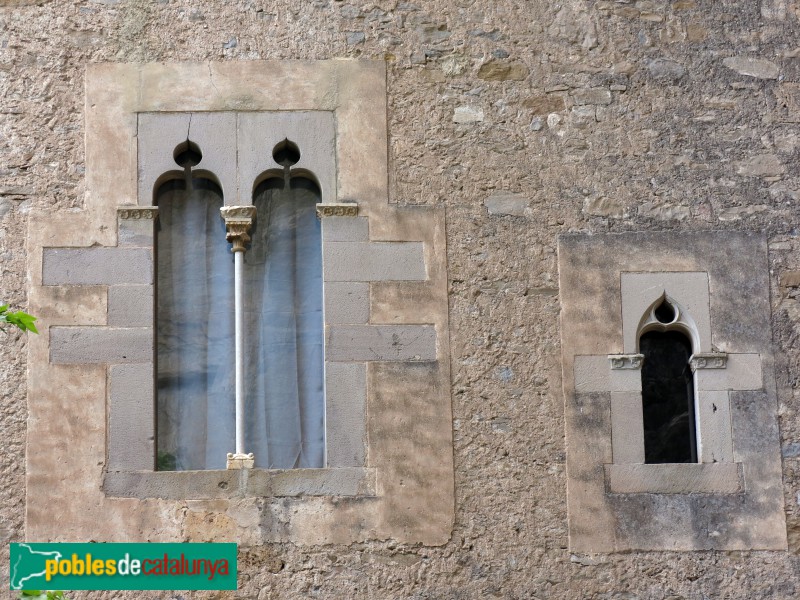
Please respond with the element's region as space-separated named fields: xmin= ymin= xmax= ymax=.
xmin=638 ymin=297 xmax=698 ymax=464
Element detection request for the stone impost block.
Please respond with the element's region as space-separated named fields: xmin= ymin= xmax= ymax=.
xmin=138 ymin=112 xmax=237 ymax=207
xmin=574 ymin=355 xmax=641 ymax=393
xmin=103 ymin=470 xmax=240 ymax=500
xmin=43 ymin=247 xmax=153 ymax=286
xmin=605 ymin=462 xmax=742 ymax=494
xmin=247 ymin=467 xmax=375 ymax=497
xmin=50 ymin=327 xmax=153 ymax=364
xmin=321 ymin=216 xmax=369 ymax=242
xmin=324 ymin=282 xmax=369 ymax=324
xmin=610 ymin=392 xmax=644 ymax=463
xmin=609 ymin=354 xmax=644 ymax=370
xmin=690 ymin=352 xmax=728 ymax=371
xmin=117 ymin=207 xmax=158 ymax=247
xmin=326 ymin=362 xmax=367 ymax=467
xmin=697 ymin=390 xmax=734 ymax=463
xmin=108 ymin=363 xmax=155 ymax=471
xmin=696 ymin=354 xmax=762 ymax=390
xmin=324 ymin=242 xmax=426 ymax=282
xmin=327 ymin=325 xmax=437 ymax=361
xmin=316 ymin=203 xmax=359 ymax=218
xmin=104 ymin=468 xmax=375 ymax=499
xmin=108 ymin=285 xmax=153 ymax=327
xmin=238 ymin=111 xmax=337 ymax=205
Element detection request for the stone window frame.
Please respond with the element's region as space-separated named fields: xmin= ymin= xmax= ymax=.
xmin=139 ymin=110 xmax=340 ymax=474
xmin=26 ymin=61 xmax=454 ymax=546
xmin=558 ymin=232 xmax=786 ymax=552
xmin=596 ymin=272 xmax=750 ymax=493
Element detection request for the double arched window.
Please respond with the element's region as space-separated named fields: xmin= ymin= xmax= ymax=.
xmin=155 ymin=139 xmax=324 ymax=471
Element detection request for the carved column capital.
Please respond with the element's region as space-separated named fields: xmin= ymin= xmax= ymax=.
xmin=220 ymin=206 xmax=257 ymax=253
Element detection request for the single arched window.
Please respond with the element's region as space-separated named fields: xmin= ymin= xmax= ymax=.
xmin=244 ymin=163 xmax=324 ymax=469
xmin=155 ymin=141 xmax=235 ymax=471
xmin=640 ymin=299 xmax=697 ymax=464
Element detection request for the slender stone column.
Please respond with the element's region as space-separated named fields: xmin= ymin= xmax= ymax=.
xmin=220 ymin=205 xmax=257 ymax=470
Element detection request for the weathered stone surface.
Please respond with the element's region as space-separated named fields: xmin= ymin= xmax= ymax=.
xmin=606 ymin=463 xmax=742 ymax=494
xmin=108 ymin=363 xmax=155 ymax=471
xmin=572 ymin=88 xmax=612 ymax=106
xmin=610 ymin=392 xmax=644 ymax=463
xmin=560 ymin=232 xmax=786 ymax=552
xmin=327 ymin=325 xmax=437 ymax=361
xmin=107 ymin=285 xmax=153 ymax=327
xmin=322 ymin=216 xmax=369 ymax=242
xmin=484 ymin=193 xmax=529 ymax=217
xmin=723 ymin=56 xmax=780 ymax=79
xmin=453 ymin=106 xmax=484 ymax=123
xmin=324 ymin=281 xmax=369 ymax=324
xmin=522 ymin=94 xmax=566 ymax=114
xmin=28 ymin=61 xmax=455 ymax=559
xmin=323 ymin=241 xmax=426 ymax=281
xmin=5 ymin=0 xmax=800 ymax=595
xmin=736 ymin=153 xmax=786 ymax=177
xmin=50 ymin=327 xmax=153 ymax=364
xmin=325 ymin=362 xmax=367 ymax=467
xmin=583 ymin=196 xmax=624 ymax=217
xmin=646 ymin=58 xmax=686 ymax=80
xmin=476 ymin=61 xmax=529 ymax=81
xmin=42 ymin=248 xmax=153 ymax=285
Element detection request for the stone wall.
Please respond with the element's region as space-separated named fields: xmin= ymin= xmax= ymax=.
xmin=2 ymin=0 xmax=800 ymax=598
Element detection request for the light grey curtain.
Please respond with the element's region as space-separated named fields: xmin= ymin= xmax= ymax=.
xmin=156 ymin=179 xmax=235 ymax=471
xmin=246 ymin=177 xmax=324 ymax=469
xmin=156 ymin=176 xmax=324 ymax=471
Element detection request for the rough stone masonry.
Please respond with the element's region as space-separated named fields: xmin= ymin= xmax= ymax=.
xmin=2 ymin=0 xmax=800 ymax=598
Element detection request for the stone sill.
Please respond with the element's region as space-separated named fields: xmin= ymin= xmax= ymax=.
xmin=103 ymin=467 xmax=376 ymax=500
xmin=605 ymin=462 xmax=742 ymax=494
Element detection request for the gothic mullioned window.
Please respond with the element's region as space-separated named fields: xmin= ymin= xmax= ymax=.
xmin=33 ymin=62 xmax=453 ymax=548
xmin=155 ymin=138 xmax=324 ymax=471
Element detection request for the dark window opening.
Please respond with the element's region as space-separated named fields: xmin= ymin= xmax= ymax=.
xmin=155 ymin=175 xmax=234 ymax=471
xmin=640 ymin=330 xmax=697 ymax=463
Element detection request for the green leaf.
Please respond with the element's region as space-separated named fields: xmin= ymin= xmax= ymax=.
xmin=3 ymin=310 xmax=38 ymax=334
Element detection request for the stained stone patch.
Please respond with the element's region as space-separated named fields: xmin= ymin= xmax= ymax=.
xmin=723 ymin=56 xmax=780 ymax=79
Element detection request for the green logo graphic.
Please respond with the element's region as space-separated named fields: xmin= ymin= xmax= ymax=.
xmin=10 ymin=543 xmax=237 ymax=591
